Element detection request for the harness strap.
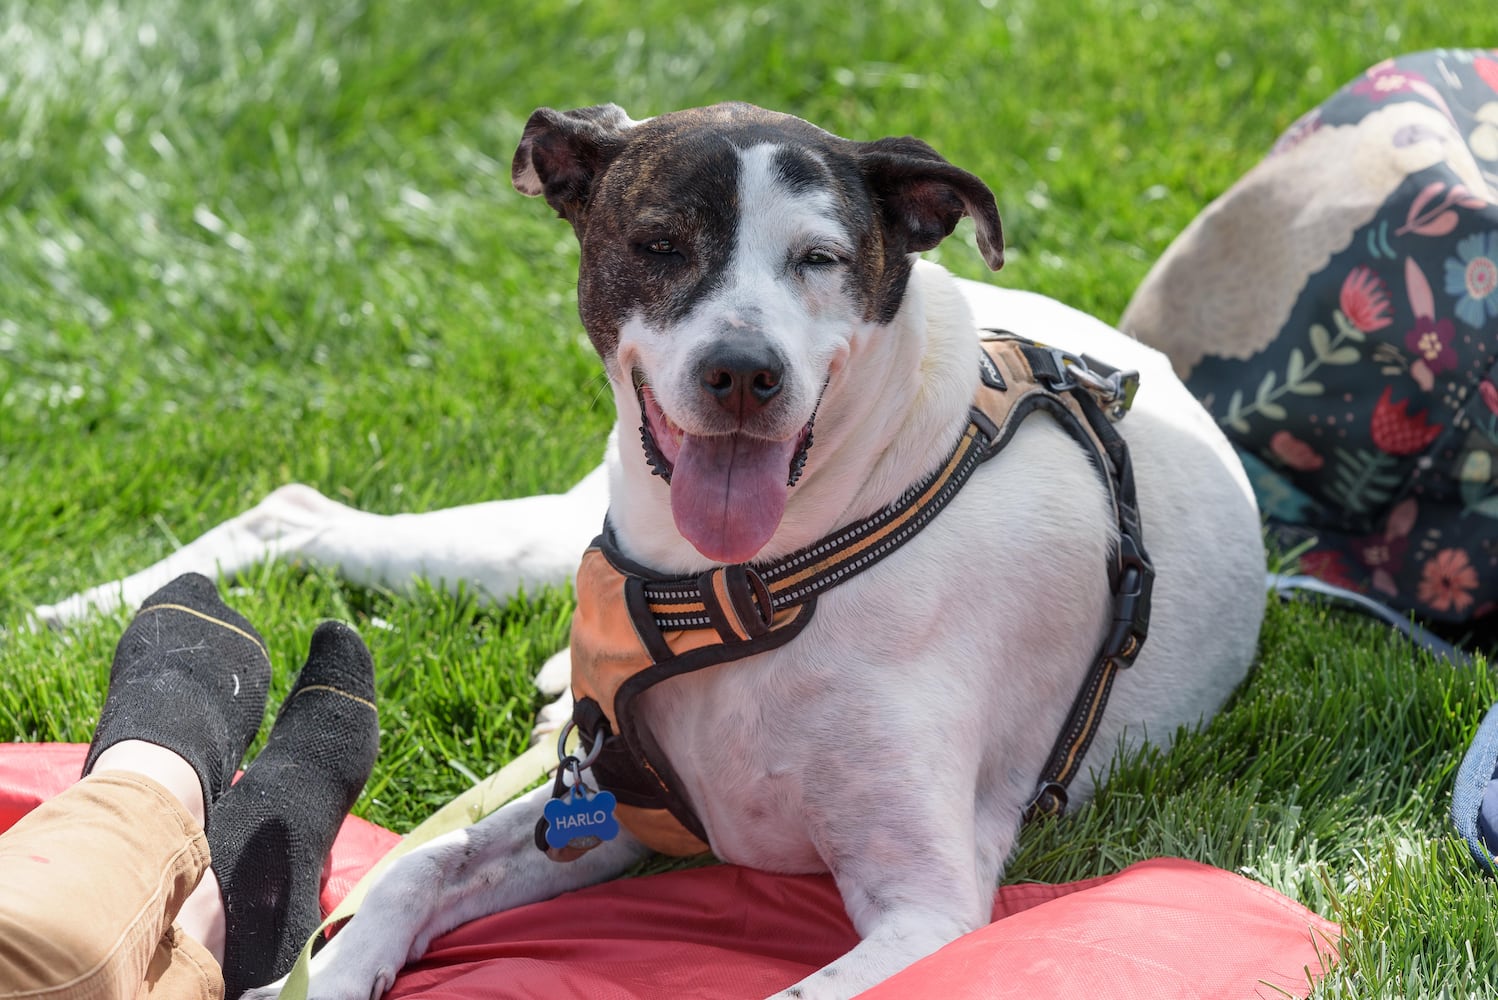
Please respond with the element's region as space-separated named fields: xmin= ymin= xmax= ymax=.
xmin=992 ymin=334 xmax=1155 ymax=820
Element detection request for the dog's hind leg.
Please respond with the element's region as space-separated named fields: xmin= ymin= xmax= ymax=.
xmin=32 ymin=463 xmax=610 ymax=627
xmin=243 ymin=783 xmax=651 ymax=1000
xmin=531 ymin=647 xmax=575 ymax=742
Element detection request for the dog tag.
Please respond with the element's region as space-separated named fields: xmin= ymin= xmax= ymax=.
xmin=542 ymin=785 xmax=619 ymax=861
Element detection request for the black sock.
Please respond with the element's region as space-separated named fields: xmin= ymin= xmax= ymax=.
xmin=208 ymin=620 xmax=380 ymax=997
xmin=82 ymin=573 xmax=271 ymax=817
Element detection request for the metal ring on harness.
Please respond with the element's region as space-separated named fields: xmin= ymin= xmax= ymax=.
xmin=555 ymin=718 xmax=607 ymax=770
xmin=1037 ymin=346 xmax=1136 ymax=409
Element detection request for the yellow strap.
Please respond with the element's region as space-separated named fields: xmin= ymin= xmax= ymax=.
xmin=276 ymin=739 xmax=557 ymax=1000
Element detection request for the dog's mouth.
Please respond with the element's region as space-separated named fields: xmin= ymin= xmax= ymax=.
xmin=635 ymin=372 xmax=817 ymax=564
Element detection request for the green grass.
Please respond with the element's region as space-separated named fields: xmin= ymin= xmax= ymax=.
xmin=2 ymin=1 xmax=1496 ymax=995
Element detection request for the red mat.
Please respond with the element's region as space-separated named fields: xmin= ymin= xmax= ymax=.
xmin=2 ymin=744 xmax=1339 ymax=998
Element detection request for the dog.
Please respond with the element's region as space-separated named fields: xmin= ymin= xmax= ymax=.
xmin=41 ymin=103 xmax=1266 ymax=999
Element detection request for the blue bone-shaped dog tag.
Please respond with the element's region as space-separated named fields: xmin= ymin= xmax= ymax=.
xmin=543 ymin=786 xmax=620 ymax=852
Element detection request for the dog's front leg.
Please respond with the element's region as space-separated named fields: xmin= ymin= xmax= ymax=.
xmin=766 ymin=775 xmax=1011 ymax=1000
xmin=772 ymin=866 xmax=995 ymax=1000
xmin=246 ymin=783 xmax=651 ymax=1000
xmin=776 ymin=910 xmax=982 ymax=1000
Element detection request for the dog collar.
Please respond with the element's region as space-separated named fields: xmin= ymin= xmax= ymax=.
xmin=539 ymin=331 xmax=1154 ymax=859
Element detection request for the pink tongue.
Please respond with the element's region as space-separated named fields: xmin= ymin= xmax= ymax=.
xmin=670 ymin=431 xmax=795 ymax=564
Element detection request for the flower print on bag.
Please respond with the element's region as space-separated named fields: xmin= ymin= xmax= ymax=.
xmin=1352 ymin=498 xmax=1416 ymax=596
xmin=1352 ymin=62 xmax=1427 ymax=100
xmin=1341 ymin=266 xmax=1394 ymax=332
xmin=1471 ymin=57 xmax=1498 ymax=161
xmin=1476 ymin=56 xmax=1498 ymax=95
xmin=1270 ymin=430 xmax=1324 ymax=471
xmin=1370 ymin=386 xmax=1444 ymax=455
xmin=1349 ymin=59 xmax=1457 ymax=121
xmin=1399 ymin=182 xmax=1488 ymax=240
xmin=1401 ymin=257 xmax=1457 ymax=390
xmin=1270 ymin=107 xmax=1323 ymax=158
xmin=1470 ymin=102 xmax=1498 ymax=163
xmin=1445 ymin=231 xmax=1498 ymax=326
xmin=1457 ymin=443 xmax=1498 ymax=519
xmin=1326 ymin=387 xmax=1442 ymax=515
xmin=1417 ymin=547 xmax=1480 ymax=614
xmin=1404 ymin=315 xmax=1459 ymax=389
xmin=1220 ymin=268 xmax=1372 ymax=434
xmin=1482 ymin=379 xmax=1498 ymax=416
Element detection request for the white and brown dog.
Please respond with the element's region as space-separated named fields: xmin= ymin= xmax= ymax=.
xmin=41 ymin=104 xmax=1265 ymax=999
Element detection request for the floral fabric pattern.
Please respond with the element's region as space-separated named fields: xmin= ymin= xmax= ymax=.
xmin=1447 ymin=231 xmax=1498 ymax=326
xmin=1177 ymin=49 xmax=1498 ymax=639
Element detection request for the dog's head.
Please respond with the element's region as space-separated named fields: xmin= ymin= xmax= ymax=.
xmin=512 ymin=102 xmax=1002 ymax=564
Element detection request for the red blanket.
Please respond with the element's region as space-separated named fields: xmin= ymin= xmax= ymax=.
xmin=2 ymin=744 xmax=1339 ymax=998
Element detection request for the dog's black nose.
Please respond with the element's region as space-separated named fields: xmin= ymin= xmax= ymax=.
xmin=698 ymin=345 xmax=785 ymax=413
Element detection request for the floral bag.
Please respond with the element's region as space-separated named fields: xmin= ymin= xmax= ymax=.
xmin=1123 ymin=48 xmax=1498 ymax=646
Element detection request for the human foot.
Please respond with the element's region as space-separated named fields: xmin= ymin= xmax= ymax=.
xmin=207 ymin=621 xmax=380 ymax=996
xmin=83 ymin=573 xmax=271 ymax=823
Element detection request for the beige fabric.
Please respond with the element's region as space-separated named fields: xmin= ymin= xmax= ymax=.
xmin=0 ymin=773 xmax=221 ymax=1000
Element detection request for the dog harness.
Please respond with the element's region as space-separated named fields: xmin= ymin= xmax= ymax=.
xmin=537 ymin=331 xmax=1155 ymax=859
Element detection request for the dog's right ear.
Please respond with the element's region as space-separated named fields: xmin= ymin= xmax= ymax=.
xmin=512 ymin=105 xmax=638 ymax=224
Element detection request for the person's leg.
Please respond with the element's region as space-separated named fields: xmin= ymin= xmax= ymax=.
xmin=200 ymin=621 xmax=380 ymax=998
xmin=0 ymin=574 xmax=271 ymax=1000
xmin=136 ymin=621 xmax=378 ymax=1000
xmin=0 ymin=772 xmax=215 ymax=1000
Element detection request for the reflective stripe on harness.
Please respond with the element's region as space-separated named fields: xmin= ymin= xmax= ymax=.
xmin=538 ymin=331 xmax=1154 ymax=858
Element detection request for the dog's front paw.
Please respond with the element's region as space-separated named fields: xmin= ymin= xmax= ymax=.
xmin=531 ymin=647 xmax=575 ymax=742
xmin=257 ymin=907 xmax=416 ymax=1000
xmin=533 ymin=647 xmax=572 ymax=696
xmin=531 ymin=687 xmax=575 ymax=742
xmin=237 ymin=960 xmax=401 ymax=1000
xmin=32 ymin=585 xmax=126 ymax=629
xmin=238 ymin=970 xmax=397 ymax=1000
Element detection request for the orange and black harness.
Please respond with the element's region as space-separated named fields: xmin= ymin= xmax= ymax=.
xmin=536 ymin=331 xmax=1154 ymax=859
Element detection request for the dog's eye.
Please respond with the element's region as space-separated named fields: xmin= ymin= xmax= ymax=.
xmin=796 ymin=249 xmax=841 ymax=274
xmin=642 ymin=239 xmax=679 ymax=255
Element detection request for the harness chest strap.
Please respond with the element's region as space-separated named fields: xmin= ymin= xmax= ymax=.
xmin=540 ymin=332 xmax=1155 ymax=858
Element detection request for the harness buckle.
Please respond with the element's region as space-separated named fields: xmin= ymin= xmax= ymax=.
xmin=1101 ymin=531 xmax=1153 ymax=668
xmin=1034 ymin=346 xmax=1080 ymax=392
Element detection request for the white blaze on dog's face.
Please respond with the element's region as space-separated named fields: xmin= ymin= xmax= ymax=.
xmin=512 ymin=102 xmax=1003 ymax=563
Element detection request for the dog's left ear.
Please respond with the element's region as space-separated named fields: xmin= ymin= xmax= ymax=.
xmin=859 ymin=137 xmax=1004 ymax=270
xmin=512 ymin=104 xmax=639 ymax=224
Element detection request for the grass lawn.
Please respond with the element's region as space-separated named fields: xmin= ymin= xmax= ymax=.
xmin=3 ymin=0 xmax=1497 ymax=995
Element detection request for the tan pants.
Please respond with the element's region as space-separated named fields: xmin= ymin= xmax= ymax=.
xmin=0 ymin=773 xmax=222 ymax=1000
